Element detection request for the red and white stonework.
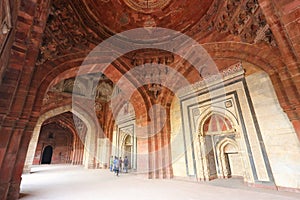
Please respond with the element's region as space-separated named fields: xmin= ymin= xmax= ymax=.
xmin=0 ymin=0 xmax=300 ymax=199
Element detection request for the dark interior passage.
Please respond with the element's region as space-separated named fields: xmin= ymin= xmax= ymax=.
xmin=41 ymin=146 xmax=53 ymax=164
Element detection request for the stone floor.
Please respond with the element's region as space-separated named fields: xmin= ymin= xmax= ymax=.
xmin=20 ymin=165 xmax=300 ymax=200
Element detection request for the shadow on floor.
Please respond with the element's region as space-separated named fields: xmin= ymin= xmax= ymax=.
xmin=19 ymin=193 xmax=30 ymax=199
xmin=205 ymin=177 xmax=246 ymax=189
xmin=27 ymin=164 xmax=83 ymax=174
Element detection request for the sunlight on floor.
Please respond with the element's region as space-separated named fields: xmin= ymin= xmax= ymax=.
xmin=20 ymin=165 xmax=300 ymax=200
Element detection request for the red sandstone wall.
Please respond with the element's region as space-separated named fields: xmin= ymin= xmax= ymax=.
xmin=33 ymin=123 xmax=73 ymax=165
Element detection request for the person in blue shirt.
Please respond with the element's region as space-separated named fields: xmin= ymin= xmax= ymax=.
xmin=113 ymin=156 xmax=120 ymax=176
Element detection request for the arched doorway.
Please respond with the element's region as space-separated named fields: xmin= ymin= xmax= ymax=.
xmin=216 ymin=138 xmax=243 ymax=179
xmin=24 ymin=105 xmax=98 ymax=173
xmin=41 ymin=145 xmax=53 ymax=164
xmin=122 ymin=135 xmax=132 ymax=169
xmin=200 ymin=113 xmax=243 ymax=180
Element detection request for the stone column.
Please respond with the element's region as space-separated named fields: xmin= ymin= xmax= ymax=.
xmin=161 ymin=107 xmax=173 ymax=178
xmin=8 ymin=129 xmax=34 ymax=200
xmin=23 ymin=124 xmax=42 ymax=173
xmin=135 ymin=122 xmax=149 ymax=176
xmin=0 ymin=126 xmax=18 ymax=200
xmin=72 ymin=137 xmax=78 ymax=164
xmin=83 ymin=129 xmax=96 ymax=169
xmin=199 ymin=136 xmax=210 ymax=181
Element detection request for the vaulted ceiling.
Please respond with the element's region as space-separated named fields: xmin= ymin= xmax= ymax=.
xmin=37 ymin=0 xmax=276 ymax=67
xmin=34 ymin=0 xmax=284 ymax=128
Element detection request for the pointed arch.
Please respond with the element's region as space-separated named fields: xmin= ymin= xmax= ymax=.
xmin=23 ymin=104 xmax=98 ymax=173
xmin=216 ymin=137 xmax=239 ymax=154
xmin=197 ymin=107 xmax=239 ymax=137
xmin=215 ymin=137 xmax=242 ymax=179
xmin=33 ymin=58 xmax=150 ymax=128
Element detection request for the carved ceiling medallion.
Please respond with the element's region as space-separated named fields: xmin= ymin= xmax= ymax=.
xmin=123 ymin=0 xmax=171 ymax=13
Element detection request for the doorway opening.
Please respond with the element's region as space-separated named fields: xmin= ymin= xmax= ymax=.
xmin=41 ymin=145 xmax=53 ymax=164
xmin=217 ymin=140 xmax=243 ymax=178
xmin=201 ymin=113 xmax=244 ymax=180
xmin=122 ymin=135 xmax=132 ymax=169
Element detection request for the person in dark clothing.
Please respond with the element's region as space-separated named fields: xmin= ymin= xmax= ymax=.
xmin=123 ymin=156 xmax=129 ymax=173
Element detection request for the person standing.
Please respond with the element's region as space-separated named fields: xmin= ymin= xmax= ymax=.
xmin=123 ymin=156 xmax=129 ymax=173
xmin=119 ymin=157 xmax=123 ymax=173
xmin=113 ymin=156 xmax=120 ymax=176
xmin=109 ymin=156 xmax=114 ymax=172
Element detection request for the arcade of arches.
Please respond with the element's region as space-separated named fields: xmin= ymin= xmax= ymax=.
xmin=0 ymin=0 xmax=300 ymax=199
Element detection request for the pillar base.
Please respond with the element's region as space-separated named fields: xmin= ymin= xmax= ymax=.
xmin=0 ymin=183 xmax=9 ymax=200
xmin=0 ymin=181 xmax=21 ymax=200
xmin=23 ymin=165 xmax=31 ymax=174
xmin=7 ymin=182 xmax=21 ymax=200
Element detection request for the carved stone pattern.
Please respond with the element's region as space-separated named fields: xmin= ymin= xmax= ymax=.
xmin=130 ymin=51 xmax=175 ymax=100
xmin=120 ymin=126 xmax=134 ymax=136
xmin=193 ymin=108 xmax=201 ymax=117
xmin=148 ymin=83 xmax=162 ymax=99
xmin=178 ymin=62 xmax=244 ymax=95
xmin=131 ymin=51 xmax=174 ymax=66
xmin=213 ymin=0 xmax=277 ymax=46
xmin=95 ymin=82 xmax=113 ymax=102
xmin=95 ymin=101 xmax=103 ymax=112
xmin=36 ymin=0 xmax=95 ymax=65
xmin=42 ymin=94 xmax=50 ymax=105
xmin=61 ymin=78 xmax=86 ymax=96
xmin=143 ymin=16 xmax=156 ymax=28
xmin=42 ymin=92 xmax=66 ymax=106
xmin=188 ymin=0 xmax=220 ymax=36
xmin=221 ymin=62 xmax=244 ymax=77
xmin=63 ymin=78 xmax=75 ymax=93
xmin=225 ymin=100 xmax=233 ymax=108
xmin=94 ymin=101 xmax=103 ymax=119
xmin=123 ymin=0 xmax=172 ymax=13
